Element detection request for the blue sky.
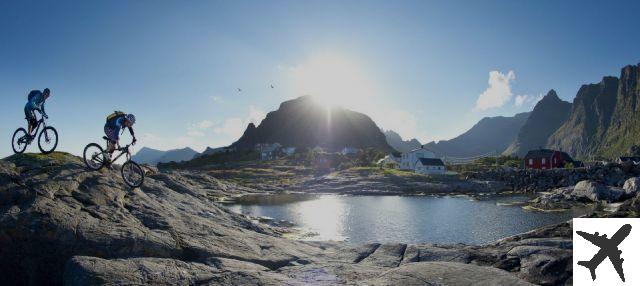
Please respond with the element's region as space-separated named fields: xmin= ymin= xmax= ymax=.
xmin=1 ymin=0 xmax=639 ymax=158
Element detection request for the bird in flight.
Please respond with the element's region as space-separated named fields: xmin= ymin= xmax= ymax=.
xmin=270 ymin=84 xmax=274 ymax=89
xmin=237 ymin=88 xmax=242 ymax=92
xmin=576 ymin=224 xmax=631 ymax=282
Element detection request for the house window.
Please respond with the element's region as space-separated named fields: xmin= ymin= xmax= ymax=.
xmin=542 ymin=158 xmax=546 ymax=164
xmin=529 ymin=159 xmax=533 ymax=165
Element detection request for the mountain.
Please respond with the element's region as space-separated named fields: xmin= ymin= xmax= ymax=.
xmin=546 ymin=77 xmax=619 ymax=159
xmin=231 ymin=95 xmax=393 ymax=151
xmin=384 ymin=130 xmax=421 ymax=152
xmin=600 ymin=64 xmax=640 ymax=158
xmin=132 ymin=147 xmax=198 ymax=165
xmin=423 ymin=112 xmax=530 ymax=158
xmin=193 ymin=146 xmax=228 ymax=159
xmin=503 ymin=90 xmax=572 ymax=157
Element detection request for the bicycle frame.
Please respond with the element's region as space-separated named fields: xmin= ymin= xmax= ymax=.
xmin=30 ymin=118 xmax=46 ymax=136
xmin=109 ymin=145 xmax=132 ymax=163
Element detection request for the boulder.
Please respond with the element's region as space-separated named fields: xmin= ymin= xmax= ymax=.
xmin=623 ymin=177 xmax=640 ymax=197
xmin=572 ymin=180 xmax=624 ymax=202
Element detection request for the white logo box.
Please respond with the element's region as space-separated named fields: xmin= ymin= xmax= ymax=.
xmin=573 ymin=218 xmax=640 ymax=285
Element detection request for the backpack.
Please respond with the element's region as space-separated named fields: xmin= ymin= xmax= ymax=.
xmin=106 ymin=111 xmax=126 ymax=122
xmin=27 ymin=90 xmax=39 ymax=101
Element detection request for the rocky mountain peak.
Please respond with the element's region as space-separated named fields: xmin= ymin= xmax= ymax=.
xmin=231 ymin=96 xmax=392 ymax=151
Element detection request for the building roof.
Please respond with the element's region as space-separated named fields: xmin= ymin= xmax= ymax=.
xmin=408 ymin=145 xmax=435 ymax=154
xmin=417 ymin=158 xmax=444 ymax=166
xmin=524 ymin=149 xmax=574 ymax=161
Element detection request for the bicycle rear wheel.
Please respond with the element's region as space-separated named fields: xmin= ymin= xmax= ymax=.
xmin=38 ymin=126 xmax=58 ymax=154
xmin=121 ymin=161 xmax=144 ymax=188
xmin=83 ymin=143 xmax=106 ymax=170
xmin=12 ymin=128 xmax=28 ymax=154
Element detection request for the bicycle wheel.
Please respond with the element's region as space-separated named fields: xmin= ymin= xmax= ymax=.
xmin=11 ymin=128 xmax=29 ymax=154
xmin=121 ymin=161 xmax=144 ymax=188
xmin=38 ymin=126 xmax=59 ymax=154
xmin=83 ymin=143 xmax=106 ymax=170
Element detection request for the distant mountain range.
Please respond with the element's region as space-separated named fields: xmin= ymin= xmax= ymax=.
xmin=423 ymin=112 xmax=530 ymax=158
xmin=178 ymin=63 xmax=640 ymax=162
xmin=383 ymin=130 xmax=421 ymax=152
xmin=132 ymin=147 xmax=198 ymax=165
xmin=231 ymin=95 xmax=393 ymax=151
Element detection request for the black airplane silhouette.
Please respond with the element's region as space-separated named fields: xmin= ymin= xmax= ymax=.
xmin=576 ymin=224 xmax=631 ymax=282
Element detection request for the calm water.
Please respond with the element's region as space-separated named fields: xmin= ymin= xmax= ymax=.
xmin=225 ymin=194 xmax=591 ymax=245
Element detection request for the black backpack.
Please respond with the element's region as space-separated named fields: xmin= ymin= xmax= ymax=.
xmin=27 ymin=90 xmax=39 ymax=101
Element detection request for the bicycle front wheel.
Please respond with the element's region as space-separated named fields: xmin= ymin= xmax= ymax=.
xmin=12 ymin=128 xmax=28 ymax=154
xmin=121 ymin=161 xmax=144 ymax=188
xmin=38 ymin=126 xmax=58 ymax=154
xmin=83 ymin=143 xmax=106 ymax=171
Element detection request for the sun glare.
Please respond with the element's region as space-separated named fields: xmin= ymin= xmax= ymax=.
xmin=288 ymin=54 xmax=378 ymax=109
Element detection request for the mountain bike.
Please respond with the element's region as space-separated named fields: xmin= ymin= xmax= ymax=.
xmin=11 ymin=115 xmax=59 ymax=154
xmin=83 ymin=137 xmax=144 ymax=188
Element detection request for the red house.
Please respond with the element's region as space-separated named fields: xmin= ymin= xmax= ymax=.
xmin=523 ymin=149 xmax=574 ymax=170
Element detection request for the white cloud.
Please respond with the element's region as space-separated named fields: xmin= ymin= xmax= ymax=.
xmin=475 ymin=70 xmax=516 ymax=111
xmin=514 ymin=93 xmax=544 ymax=107
xmin=186 ymin=120 xmax=214 ymax=137
xmin=213 ymin=106 xmax=267 ymax=140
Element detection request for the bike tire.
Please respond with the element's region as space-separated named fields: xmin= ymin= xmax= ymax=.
xmin=38 ymin=126 xmax=59 ymax=154
xmin=11 ymin=128 xmax=28 ymax=154
xmin=83 ymin=143 xmax=106 ymax=171
xmin=121 ymin=161 xmax=145 ymax=188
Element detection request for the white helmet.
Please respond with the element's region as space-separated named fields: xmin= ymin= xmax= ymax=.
xmin=126 ymin=114 xmax=136 ymax=124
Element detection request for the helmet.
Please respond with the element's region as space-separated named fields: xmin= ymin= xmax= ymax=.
xmin=43 ymin=88 xmax=50 ymax=95
xmin=126 ymin=114 xmax=136 ymax=124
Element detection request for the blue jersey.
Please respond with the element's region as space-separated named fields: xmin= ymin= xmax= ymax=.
xmin=25 ymin=90 xmax=47 ymax=115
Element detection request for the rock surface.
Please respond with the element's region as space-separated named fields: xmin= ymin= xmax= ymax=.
xmin=0 ymin=152 xmax=589 ymax=285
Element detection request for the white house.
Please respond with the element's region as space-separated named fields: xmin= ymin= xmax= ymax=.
xmin=400 ymin=146 xmax=436 ymax=170
xmin=415 ymin=158 xmax=446 ymax=175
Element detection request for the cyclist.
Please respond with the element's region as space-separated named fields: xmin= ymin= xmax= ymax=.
xmin=104 ymin=112 xmax=137 ymax=164
xmin=24 ymin=88 xmax=51 ymax=139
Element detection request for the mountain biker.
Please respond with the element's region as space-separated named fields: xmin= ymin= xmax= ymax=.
xmin=104 ymin=112 xmax=137 ymax=164
xmin=24 ymin=88 xmax=51 ymax=138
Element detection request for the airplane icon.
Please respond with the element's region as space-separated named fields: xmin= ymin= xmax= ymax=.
xmin=576 ymin=224 xmax=632 ymax=282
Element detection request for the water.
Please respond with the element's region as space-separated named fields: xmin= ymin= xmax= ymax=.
xmin=225 ymin=194 xmax=591 ymax=245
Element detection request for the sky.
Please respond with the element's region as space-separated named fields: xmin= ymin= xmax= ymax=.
xmin=1 ymin=0 xmax=639 ymax=158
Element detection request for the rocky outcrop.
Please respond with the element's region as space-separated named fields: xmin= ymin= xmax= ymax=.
xmin=0 ymin=152 xmax=586 ymax=285
xmin=572 ymin=180 xmax=624 ymax=202
xmin=465 ymin=163 xmax=638 ymax=192
xmin=601 ymin=64 xmax=640 ymax=158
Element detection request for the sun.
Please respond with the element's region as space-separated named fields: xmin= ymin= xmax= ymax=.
xmin=288 ymin=54 xmax=378 ymax=109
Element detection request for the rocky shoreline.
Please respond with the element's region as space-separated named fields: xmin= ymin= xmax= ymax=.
xmin=1 ymin=152 xmax=639 ymax=285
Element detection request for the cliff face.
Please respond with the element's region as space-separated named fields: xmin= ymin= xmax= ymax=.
xmin=600 ymin=64 xmax=640 ymax=158
xmin=503 ymin=90 xmax=572 ymax=157
xmin=424 ymin=112 xmax=530 ymax=157
xmin=231 ymin=96 xmax=392 ymax=151
xmin=547 ymin=77 xmax=619 ymax=159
